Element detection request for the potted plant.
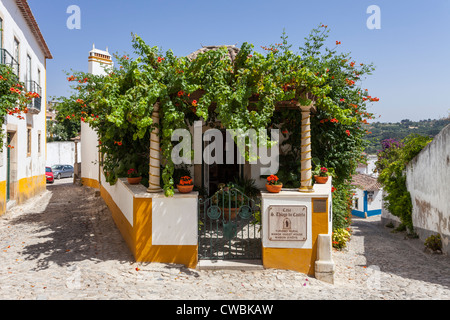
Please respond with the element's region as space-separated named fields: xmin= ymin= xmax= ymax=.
xmin=177 ymin=176 xmax=194 ymax=193
xmin=266 ymin=174 xmax=283 ymax=193
xmin=127 ymin=168 xmax=142 ymax=185
xmin=213 ymin=184 xmax=239 ymax=220
xmin=313 ymin=166 xmax=333 ymax=184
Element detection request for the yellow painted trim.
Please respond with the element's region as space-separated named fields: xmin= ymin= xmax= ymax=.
xmin=0 ymin=180 xmax=6 ymax=217
xmin=100 ymin=185 xmax=135 ymax=256
xmin=99 ymin=184 xmax=197 ymax=269
xmin=81 ymin=177 xmax=100 ymax=189
xmin=262 ymin=197 xmax=329 ymax=275
xmin=17 ymin=175 xmax=46 ymax=205
xmin=88 ymin=56 xmax=113 ymax=64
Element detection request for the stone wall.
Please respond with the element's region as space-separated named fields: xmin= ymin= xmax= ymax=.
xmin=406 ymin=124 xmax=450 ymax=254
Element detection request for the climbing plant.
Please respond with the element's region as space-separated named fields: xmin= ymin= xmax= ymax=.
xmin=375 ymin=134 xmax=432 ymax=232
xmin=55 ymin=24 xmax=378 ymax=222
xmin=271 ymin=26 xmax=378 ymax=236
xmin=0 ymin=64 xmax=39 ymax=149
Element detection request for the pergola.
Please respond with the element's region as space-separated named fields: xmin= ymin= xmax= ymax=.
xmin=146 ymin=45 xmax=317 ymax=194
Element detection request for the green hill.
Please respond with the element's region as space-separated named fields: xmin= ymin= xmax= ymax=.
xmin=364 ymin=118 xmax=450 ymax=154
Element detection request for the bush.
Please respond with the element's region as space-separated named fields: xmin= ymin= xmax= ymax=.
xmin=376 ymin=134 xmax=432 ymax=231
xmin=424 ymin=234 xmax=442 ymax=252
xmin=332 ymin=228 xmax=351 ymax=250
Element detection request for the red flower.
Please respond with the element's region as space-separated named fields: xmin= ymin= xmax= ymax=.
xmin=346 ymin=130 xmax=351 ymax=137
xmin=192 ymin=100 xmax=198 ymax=107
xmin=331 ymin=187 xmax=336 ymax=193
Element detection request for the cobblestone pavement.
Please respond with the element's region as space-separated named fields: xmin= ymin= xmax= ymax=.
xmin=0 ymin=181 xmax=449 ymax=300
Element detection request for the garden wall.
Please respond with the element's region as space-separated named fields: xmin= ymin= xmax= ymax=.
xmin=406 ymin=124 xmax=450 ymax=254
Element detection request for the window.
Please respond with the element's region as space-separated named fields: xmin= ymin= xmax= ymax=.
xmin=354 ymin=198 xmax=359 ymax=210
xmin=26 ymin=54 xmax=31 ymax=89
xmin=13 ymin=38 xmax=19 ymax=75
xmin=27 ymin=127 xmax=31 ymax=156
xmin=37 ymin=131 xmax=41 ymax=155
xmin=0 ymin=18 xmax=3 ymax=50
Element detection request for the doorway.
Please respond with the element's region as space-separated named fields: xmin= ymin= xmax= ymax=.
xmin=206 ymin=129 xmax=242 ymax=196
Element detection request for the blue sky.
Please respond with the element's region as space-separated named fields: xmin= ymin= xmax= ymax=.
xmin=28 ymin=0 xmax=450 ymax=123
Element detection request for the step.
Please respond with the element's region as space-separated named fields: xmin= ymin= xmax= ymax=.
xmin=197 ymin=259 xmax=264 ymax=271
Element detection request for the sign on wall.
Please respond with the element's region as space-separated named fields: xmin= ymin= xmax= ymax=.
xmin=268 ymin=205 xmax=307 ymax=241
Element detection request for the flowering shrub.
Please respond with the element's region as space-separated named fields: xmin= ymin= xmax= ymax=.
xmin=332 ymin=228 xmax=351 ymax=250
xmin=266 ymin=175 xmax=282 ymax=185
xmin=0 ymin=64 xmax=38 ymax=148
xmin=179 ymin=176 xmax=193 ymax=186
xmin=54 ymin=26 xmax=376 ymax=204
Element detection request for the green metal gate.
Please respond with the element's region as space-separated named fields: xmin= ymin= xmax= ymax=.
xmin=198 ymin=187 xmax=261 ymax=260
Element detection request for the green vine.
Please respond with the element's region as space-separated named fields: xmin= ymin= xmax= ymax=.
xmin=54 ymin=25 xmax=378 ymax=205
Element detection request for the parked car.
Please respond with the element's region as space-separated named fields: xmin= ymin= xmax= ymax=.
xmin=45 ymin=167 xmax=54 ymax=184
xmin=51 ymin=165 xmax=74 ymax=179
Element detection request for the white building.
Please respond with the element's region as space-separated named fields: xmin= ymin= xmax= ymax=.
xmin=351 ymin=173 xmax=383 ymax=218
xmin=0 ymin=0 xmax=52 ymax=214
xmin=356 ymin=154 xmax=378 ymax=177
xmin=80 ymin=45 xmax=112 ymax=188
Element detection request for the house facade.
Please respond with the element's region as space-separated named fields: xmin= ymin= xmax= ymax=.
xmin=351 ymin=173 xmax=383 ymax=218
xmin=0 ymin=0 xmax=52 ymax=214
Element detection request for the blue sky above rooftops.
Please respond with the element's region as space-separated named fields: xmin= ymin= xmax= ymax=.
xmin=28 ymin=0 xmax=450 ymax=122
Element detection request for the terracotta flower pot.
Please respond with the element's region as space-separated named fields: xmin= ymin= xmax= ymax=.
xmin=177 ymin=184 xmax=194 ymax=193
xmin=314 ymin=176 xmax=329 ymax=184
xmin=223 ymin=207 xmax=238 ymax=220
xmin=266 ymin=184 xmax=283 ymax=193
xmin=127 ymin=176 xmax=142 ymax=185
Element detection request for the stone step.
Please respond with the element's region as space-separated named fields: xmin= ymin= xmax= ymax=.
xmin=197 ymin=259 xmax=264 ymax=271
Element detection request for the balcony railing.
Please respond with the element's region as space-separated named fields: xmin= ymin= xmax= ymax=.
xmin=26 ymin=80 xmax=42 ymax=113
xmin=0 ymin=48 xmax=20 ymax=76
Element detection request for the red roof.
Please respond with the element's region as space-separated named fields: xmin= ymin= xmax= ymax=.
xmin=15 ymin=0 xmax=52 ymax=59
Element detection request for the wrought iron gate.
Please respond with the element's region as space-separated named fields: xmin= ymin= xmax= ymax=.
xmin=198 ymin=187 xmax=261 ymax=260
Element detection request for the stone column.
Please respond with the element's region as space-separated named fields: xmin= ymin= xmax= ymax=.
xmin=147 ymin=102 xmax=163 ymax=193
xmin=299 ymin=104 xmax=315 ymax=193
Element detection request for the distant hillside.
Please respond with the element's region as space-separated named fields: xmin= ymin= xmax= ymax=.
xmin=364 ymin=118 xmax=450 ymax=154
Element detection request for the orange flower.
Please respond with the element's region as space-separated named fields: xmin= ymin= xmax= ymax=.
xmin=192 ymin=100 xmax=198 ymax=107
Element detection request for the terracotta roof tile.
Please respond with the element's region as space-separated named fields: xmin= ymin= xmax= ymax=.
xmin=351 ymin=174 xmax=381 ymax=191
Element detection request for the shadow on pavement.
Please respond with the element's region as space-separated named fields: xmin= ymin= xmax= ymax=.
xmin=352 ymin=216 xmax=450 ymax=290
xmin=9 ymin=182 xmax=135 ymax=271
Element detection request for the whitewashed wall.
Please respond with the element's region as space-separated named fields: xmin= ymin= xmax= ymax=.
xmin=80 ymin=121 xmax=99 ymax=183
xmin=46 ymin=141 xmax=81 ymax=167
xmin=406 ymin=124 xmax=450 ymax=254
xmin=0 ymin=0 xmax=47 ymax=183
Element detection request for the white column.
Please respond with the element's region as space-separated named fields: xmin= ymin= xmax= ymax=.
xmin=299 ymin=104 xmax=314 ymax=193
xmin=147 ymin=103 xmax=163 ymax=193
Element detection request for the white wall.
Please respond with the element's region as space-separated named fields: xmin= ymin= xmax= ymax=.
xmin=367 ymin=189 xmax=382 ymax=211
xmin=406 ymin=124 xmax=450 ymax=254
xmin=46 ymin=141 xmax=81 ymax=167
xmin=80 ymin=121 xmax=99 ymax=183
xmin=0 ymin=0 xmax=47 ymax=182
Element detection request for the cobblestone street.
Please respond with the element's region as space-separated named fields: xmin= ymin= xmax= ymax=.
xmin=0 ymin=180 xmax=449 ymax=300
